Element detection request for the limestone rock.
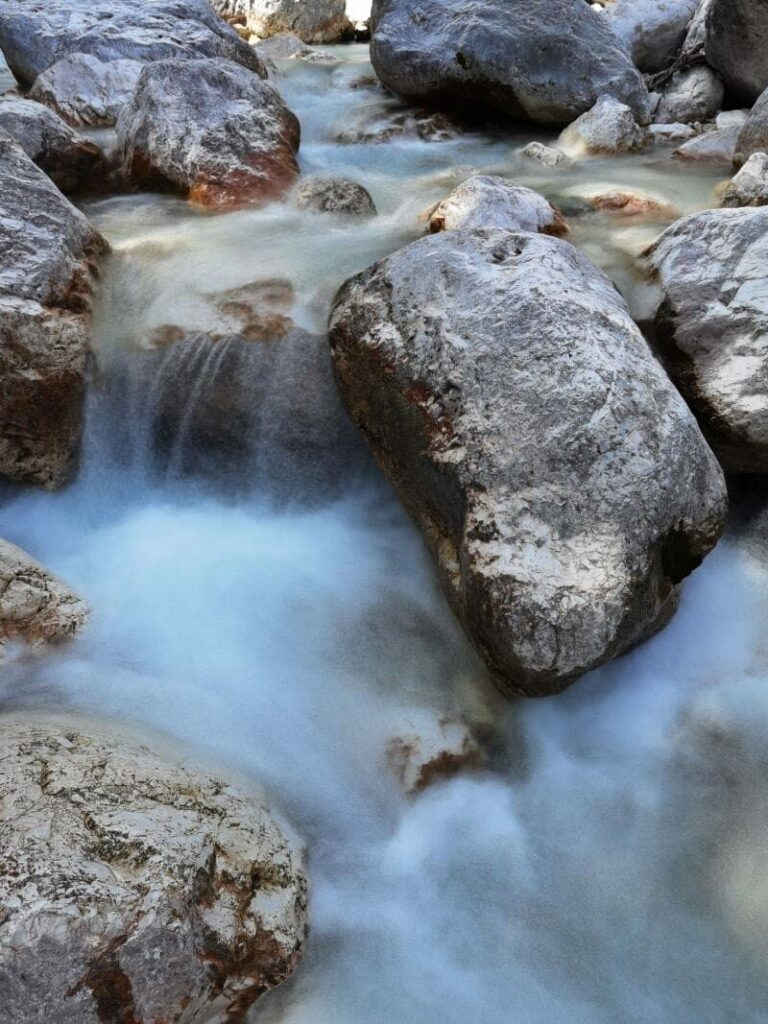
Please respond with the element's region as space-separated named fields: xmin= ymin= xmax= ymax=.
xmin=735 ymin=87 xmax=768 ymax=166
xmin=648 ymin=122 xmax=698 ymax=145
xmin=425 ymin=176 xmax=566 ymax=235
xmin=674 ymin=124 xmax=739 ymax=163
xmin=0 ymin=97 xmax=104 ymax=193
xmin=212 ymin=0 xmax=351 ymax=43
xmin=721 ymin=152 xmax=768 ymax=207
xmin=369 ymin=0 xmax=650 ymax=126
xmin=654 ymin=65 xmax=724 ymax=124
xmin=334 ymin=106 xmax=460 ymax=144
xmin=329 ymin=229 xmax=727 ymax=697
xmin=0 ymin=0 xmax=266 ymax=88
xmin=29 ymin=54 xmax=143 ymax=128
xmin=117 ymin=58 xmax=300 ymax=209
xmin=608 ymin=0 xmax=698 ymax=74
xmin=294 ymin=176 xmax=377 ymax=217
xmin=0 ymin=714 xmax=309 ymax=1024
xmin=0 ymin=540 xmax=87 ymax=651
xmin=387 ymin=714 xmax=484 ymax=793
xmin=559 ymin=94 xmax=645 ymax=155
xmin=0 ymin=133 xmax=107 ymax=489
xmin=706 ymin=0 xmax=768 ymax=104
xmin=646 ymin=206 xmax=768 ymax=473
xmin=518 ymin=141 xmax=574 ymax=168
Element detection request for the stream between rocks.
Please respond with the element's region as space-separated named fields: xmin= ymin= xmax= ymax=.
xmin=2 ymin=43 xmax=768 ymax=1024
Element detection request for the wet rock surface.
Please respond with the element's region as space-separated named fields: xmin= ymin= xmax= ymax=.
xmin=29 ymin=54 xmax=144 ymax=128
xmin=0 ymin=714 xmax=309 ymax=1024
xmin=387 ymin=713 xmax=484 ymax=793
xmin=212 ymin=0 xmax=351 ymax=43
xmin=425 ymin=176 xmax=566 ymax=234
xmin=294 ymin=176 xmax=377 ymax=216
xmin=330 ymin=229 xmax=727 ymax=697
xmin=559 ymin=95 xmax=645 ymax=155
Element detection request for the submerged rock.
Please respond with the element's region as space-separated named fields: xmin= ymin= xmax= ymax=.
xmin=0 ymin=97 xmax=105 ymax=194
xmin=721 ymin=152 xmax=768 ymax=207
xmin=0 ymin=540 xmax=87 ymax=651
xmin=117 ymin=58 xmax=300 ymax=209
xmin=212 ymin=0 xmax=351 ymax=43
xmin=329 ymin=229 xmax=727 ymax=697
xmin=370 ymin=0 xmax=650 ymax=126
xmin=0 ymin=714 xmax=309 ymax=1024
xmin=0 ymin=0 xmax=265 ymax=88
xmin=294 ymin=176 xmax=377 ymax=217
xmin=334 ymin=106 xmax=461 ymax=144
xmin=425 ymin=176 xmax=566 ymax=235
xmin=706 ymin=0 xmax=768 ymax=104
xmin=29 ymin=54 xmax=143 ymax=128
xmin=608 ymin=0 xmax=698 ymax=74
xmin=734 ymin=87 xmax=768 ymax=166
xmin=387 ymin=714 xmax=484 ymax=793
xmin=517 ymin=141 xmax=574 ymax=168
xmin=0 ymin=133 xmax=107 ymax=489
xmin=654 ymin=66 xmax=724 ymax=125
xmin=559 ymin=94 xmax=645 ymax=155
xmin=646 ymin=206 xmax=768 ymax=473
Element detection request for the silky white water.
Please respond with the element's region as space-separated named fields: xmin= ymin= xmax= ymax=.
xmin=2 ymin=46 xmax=768 ymax=1024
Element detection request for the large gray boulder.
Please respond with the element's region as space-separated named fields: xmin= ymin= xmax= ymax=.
xmin=117 ymin=58 xmax=300 ymax=209
xmin=559 ymin=94 xmax=645 ymax=154
xmin=608 ymin=0 xmax=698 ymax=74
xmin=425 ymin=176 xmax=566 ymax=235
xmin=0 ymin=714 xmax=308 ymax=1024
xmin=212 ymin=0 xmax=351 ymax=43
xmin=654 ymin=65 xmax=724 ymax=124
xmin=0 ymin=540 xmax=88 ymax=652
xmin=735 ymin=86 xmax=768 ymax=166
xmin=29 ymin=54 xmax=144 ymax=127
xmin=369 ymin=0 xmax=651 ymax=126
xmin=646 ymin=207 xmax=768 ymax=473
xmin=0 ymin=133 xmax=107 ymax=489
xmin=329 ymin=229 xmax=727 ymax=697
xmin=705 ymin=0 xmax=768 ymax=104
xmin=0 ymin=97 xmax=104 ymax=193
xmin=0 ymin=0 xmax=266 ymax=88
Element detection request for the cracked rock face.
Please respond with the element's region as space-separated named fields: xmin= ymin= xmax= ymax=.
xmin=212 ymin=0 xmax=351 ymax=43
xmin=646 ymin=207 xmax=768 ymax=473
xmin=29 ymin=54 xmax=144 ymax=128
xmin=0 ymin=715 xmax=309 ymax=1024
xmin=369 ymin=0 xmax=650 ymax=126
xmin=0 ymin=0 xmax=266 ymax=88
xmin=425 ymin=175 xmax=566 ymax=235
xmin=0 ymin=540 xmax=88 ymax=650
xmin=329 ymin=229 xmax=727 ymax=697
xmin=117 ymin=57 xmax=300 ymax=209
xmin=0 ymin=133 xmax=108 ymax=489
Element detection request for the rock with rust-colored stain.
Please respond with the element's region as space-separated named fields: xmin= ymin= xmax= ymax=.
xmin=0 ymin=715 xmax=309 ymax=1024
xmin=387 ymin=714 xmax=484 ymax=793
xmin=425 ymin=176 xmax=566 ymax=235
xmin=585 ymin=190 xmax=678 ymax=217
xmin=0 ymin=132 xmax=108 ymax=489
xmin=117 ymin=58 xmax=300 ymax=210
xmin=329 ymin=229 xmax=727 ymax=697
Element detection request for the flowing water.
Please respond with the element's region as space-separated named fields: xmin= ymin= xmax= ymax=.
xmin=3 ymin=45 xmax=768 ymax=1024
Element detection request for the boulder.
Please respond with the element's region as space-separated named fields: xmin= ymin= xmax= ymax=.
xmin=253 ymin=33 xmax=337 ymax=65
xmin=608 ymin=0 xmax=698 ymax=74
xmin=734 ymin=87 xmax=768 ymax=166
xmin=721 ymin=152 xmax=768 ymax=207
xmin=329 ymin=229 xmax=727 ymax=697
xmin=0 ymin=97 xmax=104 ymax=193
xmin=212 ymin=0 xmax=351 ymax=43
xmin=0 ymin=0 xmax=265 ymax=88
xmin=647 ymin=121 xmax=698 ymax=144
xmin=518 ymin=141 xmax=574 ymax=168
xmin=29 ymin=54 xmax=143 ymax=128
xmin=654 ymin=65 xmax=724 ymax=124
xmin=369 ymin=0 xmax=650 ymax=126
xmin=294 ymin=176 xmax=377 ymax=217
xmin=0 ymin=133 xmax=107 ymax=489
xmin=0 ymin=540 xmax=87 ymax=651
xmin=559 ymin=94 xmax=645 ymax=155
xmin=425 ymin=176 xmax=566 ymax=235
xmin=674 ymin=124 xmax=739 ymax=163
xmin=117 ymin=58 xmax=300 ymax=209
xmin=0 ymin=714 xmax=308 ymax=1024
xmin=581 ymin=188 xmax=678 ymax=217
xmin=705 ymin=0 xmax=768 ymax=104
xmin=646 ymin=206 xmax=768 ymax=473
xmin=387 ymin=714 xmax=484 ymax=793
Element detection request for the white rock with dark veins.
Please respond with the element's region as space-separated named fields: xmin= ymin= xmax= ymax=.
xmin=0 ymin=540 xmax=87 ymax=650
xmin=329 ymin=229 xmax=727 ymax=697
xmin=646 ymin=206 xmax=768 ymax=472
xmin=559 ymin=94 xmax=645 ymax=155
xmin=721 ymin=152 xmax=768 ymax=207
xmin=425 ymin=176 xmax=566 ymax=235
xmin=0 ymin=133 xmax=107 ymax=488
xmin=117 ymin=57 xmax=300 ymax=209
xmin=0 ymin=714 xmax=309 ymax=1024
xmin=29 ymin=54 xmax=144 ymax=127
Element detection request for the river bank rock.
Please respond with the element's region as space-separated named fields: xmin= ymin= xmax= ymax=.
xmin=721 ymin=152 xmax=768 ymax=206
xmin=608 ymin=0 xmax=698 ymax=74
xmin=0 ymin=134 xmax=107 ymax=489
xmin=425 ymin=176 xmax=566 ymax=235
xmin=654 ymin=65 xmax=724 ymax=124
xmin=559 ymin=95 xmax=645 ymax=155
xmin=734 ymin=87 xmax=768 ymax=166
xmin=646 ymin=207 xmax=768 ymax=473
xmin=0 ymin=541 xmax=88 ymax=651
xmin=117 ymin=58 xmax=300 ymax=209
xmin=212 ymin=0 xmax=351 ymax=43
xmin=0 ymin=97 xmax=105 ymax=193
xmin=29 ymin=54 xmax=143 ymax=128
xmin=0 ymin=714 xmax=309 ymax=1024
xmin=705 ymin=0 xmax=768 ymax=104
xmin=369 ymin=0 xmax=650 ymax=126
xmin=329 ymin=229 xmax=727 ymax=697
xmin=0 ymin=0 xmax=266 ymax=88
xmin=674 ymin=124 xmax=739 ymax=163
xmin=294 ymin=176 xmax=377 ymax=217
